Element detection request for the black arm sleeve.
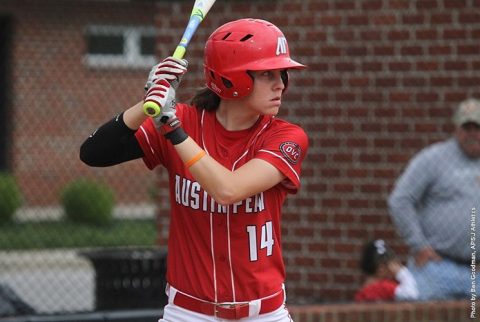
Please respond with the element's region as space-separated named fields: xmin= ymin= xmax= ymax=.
xmin=79 ymin=113 xmax=144 ymax=167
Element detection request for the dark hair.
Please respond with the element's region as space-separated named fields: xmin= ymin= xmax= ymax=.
xmin=190 ymin=87 xmax=221 ymax=111
xmin=360 ymin=239 xmax=396 ymax=275
xmin=189 ymin=70 xmax=288 ymax=111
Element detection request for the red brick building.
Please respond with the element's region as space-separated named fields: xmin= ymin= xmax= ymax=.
xmin=0 ymin=0 xmax=478 ymax=304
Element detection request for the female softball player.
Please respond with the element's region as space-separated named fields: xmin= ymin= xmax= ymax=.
xmin=80 ymin=18 xmax=308 ymax=322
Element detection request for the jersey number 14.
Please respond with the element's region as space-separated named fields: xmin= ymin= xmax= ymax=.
xmin=246 ymin=221 xmax=274 ymax=261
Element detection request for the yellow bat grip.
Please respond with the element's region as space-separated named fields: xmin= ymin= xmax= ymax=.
xmin=173 ymin=46 xmax=186 ymax=59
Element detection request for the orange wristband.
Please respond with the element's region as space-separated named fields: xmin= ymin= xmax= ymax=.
xmin=185 ymin=150 xmax=206 ymax=168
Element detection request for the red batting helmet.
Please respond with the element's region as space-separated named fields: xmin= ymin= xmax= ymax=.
xmin=204 ymin=18 xmax=306 ymax=100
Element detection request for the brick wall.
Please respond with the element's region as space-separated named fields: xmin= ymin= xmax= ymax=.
xmin=289 ymin=300 xmax=472 ymax=322
xmin=155 ymin=0 xmax=479 ymax=303
xmin=1 ymin=0 xmax=161 ymax=206
xmin=1 ymin=0 xmax=479 ymax=304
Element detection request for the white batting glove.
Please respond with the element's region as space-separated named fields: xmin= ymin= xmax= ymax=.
xmin=144 ymin=79 xmax=177 ymax=125
xmin=144 ymin=56 xmax=188 ymax=91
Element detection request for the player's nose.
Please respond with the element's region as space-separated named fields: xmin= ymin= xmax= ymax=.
xmin=273 ymin=72 xmax=285 ymax=91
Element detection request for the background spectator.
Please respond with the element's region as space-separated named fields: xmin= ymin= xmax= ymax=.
xmin=388 ymin=98 xmax=480 ymax=300
xmin=355 ymin=239 xmax=418 ymax=302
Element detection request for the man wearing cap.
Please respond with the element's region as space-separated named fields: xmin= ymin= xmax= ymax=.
xmin=388 ymin=98 xmax=480 ymax=300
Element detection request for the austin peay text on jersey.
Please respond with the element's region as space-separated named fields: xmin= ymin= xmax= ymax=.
xmin=174 ymin=174 xmax=265 ymax=214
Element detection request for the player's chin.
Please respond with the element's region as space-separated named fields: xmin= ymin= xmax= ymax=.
xmin=264 ymin=103 xmax=281 ymax=115
xmin=263 ymin=107 xmax=280 ymax=116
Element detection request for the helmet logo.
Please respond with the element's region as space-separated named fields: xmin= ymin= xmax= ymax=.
xmin=209 ymin=81 xmax=222 ymax=94
xmin=276 ymin=36 xmax=288 ymax=55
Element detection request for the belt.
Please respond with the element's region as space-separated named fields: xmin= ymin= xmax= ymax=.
xmin=173 ymin=289 xmax=285 ymax=320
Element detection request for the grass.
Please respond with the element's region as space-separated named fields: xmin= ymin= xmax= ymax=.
xmin=0 ymin=219 xmax=157 ymax=250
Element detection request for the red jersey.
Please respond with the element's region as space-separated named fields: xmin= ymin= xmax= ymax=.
xmin=354 ymin=279 xmax=398 ymax=302
xmin=135 ymin=103 xmax=308 ymax=303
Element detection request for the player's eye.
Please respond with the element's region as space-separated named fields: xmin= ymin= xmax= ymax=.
xmin=262 ymin=71 xmax=279 ymax=80
xmin=250 ymin=70 xmax=282 ymax=82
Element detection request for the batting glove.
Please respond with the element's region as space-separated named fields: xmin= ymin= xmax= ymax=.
xmin=144 ymin=56 xmax=188 ymax=91
xmin=144 ymin=79 xmax=177 ymax=124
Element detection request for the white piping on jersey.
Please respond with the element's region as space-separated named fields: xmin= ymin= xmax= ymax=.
xmin=209 ymin=212 xmax=218 ymax=302
xmin=226 ymin=120 xmax=271 ymax=301
xmin=226 ymin=208 xmax=236 ymax=302
xmin=258 ymin=149 xmax=300 ymax=183
xmin=201 ymin=110 xmax=218 ymax=301
xmin=200 ymin=109 xmax=274 ymax=302
xmin=231 ymin=150 xmax=249 ymax=171
xmin=200 ymin=110 xmax=211 ymax=156
xmin=139 ymin=125 xmax=156 ymax=156
xmin=231 ymin=121 xmax=271 ymax=170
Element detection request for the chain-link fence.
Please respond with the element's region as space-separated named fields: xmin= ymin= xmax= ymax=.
xmin=1 ymin=0 xmax=478 ymax=320
xmin=0 ymin=0 xmax=169 ymax=316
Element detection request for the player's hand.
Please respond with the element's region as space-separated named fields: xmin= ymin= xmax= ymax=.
xmin=387 ymin=260 xmax=403 ymax=276
xmin=414 ymin=246 xmax=442 ymax=267
xmin=144 ymin=56 xmax=188 ymax=91
xmin=144 ymin=79 xmax=177 ymax=125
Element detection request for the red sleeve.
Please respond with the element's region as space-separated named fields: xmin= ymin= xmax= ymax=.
xmin=255 ymin=122 xmax=309 ymax=194
xmin=134 ymin=117 xmax=165 ymax=170
xmin=134 ymin=103 xmax=188 ymax=170
xmin=354 ymin=280 xmax=398 ymax=302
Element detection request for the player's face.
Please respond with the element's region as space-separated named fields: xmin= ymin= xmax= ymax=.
xmin=456 ymin=122 xmax=480 ymax=158
xmin=244 ymin=70 xmax=286 ymax=116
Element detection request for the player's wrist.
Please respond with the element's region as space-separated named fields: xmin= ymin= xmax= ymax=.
xmin=165 ymin=127 xmax=188 ymax=145
xmin=160 ymin=117 xmax=188 ymax=145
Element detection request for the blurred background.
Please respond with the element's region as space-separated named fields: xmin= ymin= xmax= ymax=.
xmin=0 ymin=0 xmax=478 ymax=319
